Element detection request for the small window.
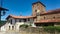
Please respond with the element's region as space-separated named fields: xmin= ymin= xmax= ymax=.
xmin=35 ymin=10 xmax=37 ymax=12
xmin=53 ymin=16 xmax=55 ymax=19
xmin=44 ymin=17 xmax=45 ymax=19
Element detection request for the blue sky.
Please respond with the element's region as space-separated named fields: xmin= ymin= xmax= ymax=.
xmin=1 ymin=0 xmax=60 ymax=20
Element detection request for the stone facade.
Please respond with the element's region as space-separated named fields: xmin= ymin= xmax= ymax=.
xmin=38 ymin=13 xmax=60 ymax=20
xmin=32 ymin=1 xmax=60 ymax=26
xmin=32 ymin=1 xmax=46 ymax=16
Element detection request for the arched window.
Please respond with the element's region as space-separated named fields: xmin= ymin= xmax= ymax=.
xmin=9 ymin=26 xmax=10 ymax=30
xmin=12 ymin=26 xmax=14 ymax=30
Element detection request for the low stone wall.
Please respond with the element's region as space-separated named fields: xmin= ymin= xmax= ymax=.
xmin=0 ymin=27 xmax=60 ymax=34
xmin=19 ymin=27 xmax=45 ymax=34
xmin=19 ymin=27 xmax=60 ymax=34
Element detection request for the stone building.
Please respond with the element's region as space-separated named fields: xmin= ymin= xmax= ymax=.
xmin=0 ymin=1 xmax=60 ymax=31
xmin=33 ymin=1 xmax=60 ymax=27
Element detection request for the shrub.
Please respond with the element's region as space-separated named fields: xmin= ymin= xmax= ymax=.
xmin=20 ymin=24 xmax=29 ymax=28
xmin=55 ymin=26 xmax=60 ymax=32
xmin=43 ymin=26 xmax=60 ymax=32
xmin=43 ymin=26 xmax=55 ymax=32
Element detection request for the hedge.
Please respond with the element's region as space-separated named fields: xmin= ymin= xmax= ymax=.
xmin=43 ymin=26 xmax=60 ymax=32
xmin=20 ymin=24 xmax=29 ymax=28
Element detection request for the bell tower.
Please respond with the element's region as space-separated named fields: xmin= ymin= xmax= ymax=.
xmin=32 ymin=1 xmax=46 ymax=16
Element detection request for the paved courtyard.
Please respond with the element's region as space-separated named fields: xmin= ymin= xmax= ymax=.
xmin=0 ymin=31 xmax=20 ymax=34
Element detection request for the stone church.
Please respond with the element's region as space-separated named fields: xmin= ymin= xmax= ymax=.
xmin=0 ymin=1 xmax=60 ymax=31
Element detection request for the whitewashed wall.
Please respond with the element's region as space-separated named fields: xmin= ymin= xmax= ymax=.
xmin=8 ymin=18 xmax=15 ymax=25
xmin=0 ymin=23 xmax=12 ymax=31
xmin=0 ymin=17 xmax=36 ymax=31
xmin=15 ymin=22 xmax=24 ymax=31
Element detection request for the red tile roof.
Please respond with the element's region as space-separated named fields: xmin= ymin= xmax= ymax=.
xmin=34 ymin=19 xmax=60 ymax=23
xmin=6 ymin=15 xmax=35 ymax=19
xmin=40 ymin=9 xmax=60 ymax=15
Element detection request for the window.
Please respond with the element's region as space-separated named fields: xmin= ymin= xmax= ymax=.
xmin=12 ymin=26 xmax=14 ymax=30
xmin=28 ymin=18 xmax=30 ymax=21
xmin=19 ymin=19 xmax=21 ymax=22
xmin=53 ymin=16 xmax=55 ymax=19
xmin=24 ymin=19 xmax=26 ymax=22
xmin=10 ymin=19 xmax=12 ymax=24
xmin=44 ymin=17 xmax=45 ymax=19
xmin=9 ymin=26 xmax=10 ymax=30
xmin=35 ymin=10 xmax=37 ymax=12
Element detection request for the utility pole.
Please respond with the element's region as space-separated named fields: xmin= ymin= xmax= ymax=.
xmin=0 ymin=0 xmax=9 ymax=22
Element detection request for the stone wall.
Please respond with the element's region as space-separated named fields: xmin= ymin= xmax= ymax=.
xmin=19 ymin=27 xmax=60 ymax=34
xmin=32 ymin=2 xmax=46 ymax=16
xmin=0 ymin=27 xmax=60 ymax=34
xmin=37 ymin=13 xmax=60 ymax=20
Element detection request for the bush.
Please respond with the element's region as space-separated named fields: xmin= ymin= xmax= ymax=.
xmin=43 ymin=26 xmax=55 ymax=32
xmin=20 ymin=24 xmax=29 ymax=28
xmin=43 ymin=26 xmax=60 ymax=32
xmin=55 ymin=26 xmax=60 ymax=32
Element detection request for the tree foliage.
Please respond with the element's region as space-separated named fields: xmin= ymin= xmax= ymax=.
xmin=0 ymin=21 xmax=6 ymax=27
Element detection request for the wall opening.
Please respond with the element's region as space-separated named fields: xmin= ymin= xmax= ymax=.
xmin=9 ymin=26 xmax=10 ymax=30
xmin=12 ymin=26 xmax=14 ymax=30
